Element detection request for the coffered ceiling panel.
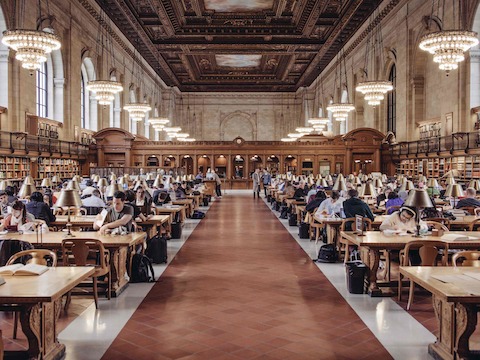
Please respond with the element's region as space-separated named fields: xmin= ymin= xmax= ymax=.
xmin=95 ymin=0 xmax=383 ymax=92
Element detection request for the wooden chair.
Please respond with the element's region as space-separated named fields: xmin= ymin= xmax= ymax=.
xmin=340 ymin=217 xmax=372 ymax=262
xmin=474 ymin=208 xmax=480 ymax=217
xmin=308 ymin=208 xmax=324 ymax=244
xmin=452 ymin=251 xmax=480 ymax=267
xmin=398 ymin=240 xmax=448 ymax=310
xmin=458 ymin=206 xmax=476 ymax=215
xmin=62 ymin=239 xmax=111 ymax=309
xmin=6 ymin=249 xmax=57 ymax=339
xmin=425 ymin=220 xmax=449 ymax=232
xmin=384 ymin=205 xmax=401 ymax=215
xmin=469 ymin=218 xmax=480 ymax=231
xmin=424 ymin=217 xmax=451 ymax=230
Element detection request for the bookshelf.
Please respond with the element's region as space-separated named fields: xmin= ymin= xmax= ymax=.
xmin=396 ymin=156 xmax=480 ymax=180
xmin=0 ymin=156 xmax=30 ymax=180
xmin=37 ymin=158 xmax=79 ymax=179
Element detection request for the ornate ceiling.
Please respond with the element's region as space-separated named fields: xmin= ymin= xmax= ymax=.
xmin=96 ymin=0 xmax=383 ymax=92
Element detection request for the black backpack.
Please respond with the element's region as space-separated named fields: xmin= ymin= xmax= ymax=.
xmin=130 ymin=254 xmax=155 ymax=282
xmin=317 ymin=244 xmax=338 ymax=263
xmin=145 ymin=235 xmax=168 ymax=264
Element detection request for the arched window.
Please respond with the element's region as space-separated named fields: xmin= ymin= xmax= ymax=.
xmin=0 ymin=8 xmax=8 ymax=107
xmin=36 ymin=62 xmax=48 ymax=118
xmin=470 ymin=9 xmax=480 ymax=109
xmin=80 ymin=72 xmax=86 ymax=128
xmin=80 ymin=58 xmax=96 ymax=130
xmin=387 ymin=64 xmax=396 ymax=134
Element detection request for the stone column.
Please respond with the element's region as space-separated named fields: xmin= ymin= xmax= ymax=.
xmin=54 ymin=78 xmax=65 ymax=123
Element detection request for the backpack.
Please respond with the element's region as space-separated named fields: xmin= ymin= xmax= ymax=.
xmin=191 ymin=210 xmax=205 ymax=219
xmin=145 ymin=235 xmax=168 ymax=264
xmin=130 ymin=254 xmax=155 ymax=282
xmin=317 ymin=244 xmax=338 ymax=263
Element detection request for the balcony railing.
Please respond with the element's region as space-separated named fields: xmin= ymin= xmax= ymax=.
xmin=389 ymin=132 xmax=480 ymax=157
xmin=0 ymin=131 xmax=89 ymax=157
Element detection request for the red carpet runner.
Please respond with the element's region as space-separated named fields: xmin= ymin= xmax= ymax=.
xmin=102 ymin=194 xmax=392 ymax=360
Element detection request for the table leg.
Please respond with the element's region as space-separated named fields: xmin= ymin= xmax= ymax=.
xmin=42 ymin=300 xmax=65 ymax=360
xmin=110 ymin=247 xmax=129 ymax=297
xmin=367 ymin=248 xmax=383 ymax=297
xmin=18 ymin=303 xmax=42 ymax=359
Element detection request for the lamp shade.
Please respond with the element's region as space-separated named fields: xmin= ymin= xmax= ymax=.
xmin=51 ymin=175 xmax=61 ymax=183
xmin=361 ymin=183 xmax=377 ymax=197
xmin=40 ymin=178 xmax=52 ymax=187
xmin=92 ymin=174 xmax=100 ymax=183
xmin=319 ymin=179 xmax=328 ymax=188
xmin=373 ymin=178 xmax=383 ymax=188
xmin=404 ymin=189 xmax=434 ymax=208
xmin=325 ymin=174 xmax=333 ymax=182
xmin=23 ymin=175 xmax=34 ymax=185
xmin=444 ymin=184 xmax=464 ymax=198
xmin=400 ymin=180 xmax=415 ymax=192
xmin=72 ymin=175 xmax=82 ymax=183
xmin=146 ymin=173 xmax=155 ymax=181
xmin=66 ymin=180 xmax=81 ymax=191
xmin=18 ymin=183 xmax=37 ymax=198
xmin=418 ymin=175 xmax=427 ymax=184
xmin=105 ymin=184 xmax=123 ymax=198
xmin=0 ymin=180 xmax=12 ymax=190
xmin=153 ymin=175 xmax=162 ymax=188
xmin=110 ymin=173 xmax=117 ymax=182
xmin=446 ymin=176 xmax=456 ymax=185
xmin=97 ymin=178 xmax=108 ymax=188
xmin=427 ymin=178 xmax=439 ymax=188
xmin=332 ymin=178 xmax=348 ymax=192
xmin=468 ymin=179 xmax=480 ymax=191
xmin=55 ymin=189 xmax=82 ymax=208
xmin=118 ymin=177 xmax=128 ymax=186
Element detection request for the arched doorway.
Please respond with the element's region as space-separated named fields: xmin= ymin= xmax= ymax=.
xmin=233 ymin=155 xmax=245 ymax=178
xmin=197 ymin=155 xmax=211 ymax=174
xmin=147 ymin=155 xmax=159 ymax=167
xmin=284 ymin=155 xmax=297 ymax=174
xmin=181 ymin=155 xmax=194 ymax=174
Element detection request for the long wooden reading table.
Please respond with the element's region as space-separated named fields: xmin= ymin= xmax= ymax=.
xmin=0 ymin=231 xmax=146 ymax=296
xmin=0 ymin=267 xmax=94 ymax=360
xmin=399 ymin=266 xmax=480 ymax=360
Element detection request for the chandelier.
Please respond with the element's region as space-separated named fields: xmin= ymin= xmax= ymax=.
xmin=296 ymin=127 xmax=314 ymax=133
xmin=174 ymin=133 xmax=189 ymax=139
xmin=326 ymin=103 xmax=355 ymax=121
xmin=86 ymin=80 xmax=123 ymax=105
xmin=356 ymin=81 xmax=393 ymax=106
xmin=178 ymin=138 xmax=196 ymax=142
xmin=288 ymin=133 xmax=304 ymax=138
xmin=149 ymin=117 xmax=170 ymax=131
xmin=123 ymin=103 xmax=151 ymax=122
xmin=281 ymin=137 xmax=296 ymax=142
xmin=419 ymin=30 xmax=478 ymax=72
xmin=2 ymin=29 xmax=61 ymax=70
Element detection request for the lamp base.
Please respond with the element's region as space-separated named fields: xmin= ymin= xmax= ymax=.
xmin=64 ymin=224 xmax=76 ymax=237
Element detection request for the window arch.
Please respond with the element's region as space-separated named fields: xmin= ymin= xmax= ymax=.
xmin=80 ymin=57 xmax=97 ymax=130
xmin=387 ymin=64 xmax=397 ymax=134
xmin=36 ymin=48 xmax=64 ymax=121
xmin=36 ymin=62 xmax=48 ymax=117
xmin=0 ymin=8 xmax=8 ymax=107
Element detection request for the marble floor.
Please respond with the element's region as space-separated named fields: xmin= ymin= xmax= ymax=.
xmin=7 ymin=190 xmax=440 ymax=359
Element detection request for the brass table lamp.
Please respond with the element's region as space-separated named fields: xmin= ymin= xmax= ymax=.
xmin=404 ymin=189 xmax=434 ymax=237
xmin=55 ymin=189 xmax=82 ymax=237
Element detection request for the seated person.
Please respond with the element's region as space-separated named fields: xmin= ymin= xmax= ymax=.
xmin=385 ymin=191 xmax=404 ymax=214
xmin=0 ymin=200 xmax=36 ymax=231
xmin=379 ymin=206 xmax=427 ymax=233
xmin=305 ymin=191 xmax=327 ymax=213
xmin=135 ymin=186 xmax=152 ymax=217
xmin=81 ymin=179 xmax=96 ymax=197
xmin=455 ymin=187 xmax=480 ymax=209
xmin=26 ymin=191 xmax=56 ymax=226
xmin=315 ymin=191 xmax=344 ymax=217
xmin=0 ymin=190 xmax=10 ymax=216
xmin=343 ymin=189 xmax=375 ymax=220
xmin=125 ymin=189 xmax=147 ymax=222
xmin=82 ymin=189 xmax=106 ymax=208
xmin=93 ymin=191 xmax=133 ymax=235
xmin=172 ymin=183 xmax=186 ymax=200
xmin=153 ymin=184 xmax=171 ymax=205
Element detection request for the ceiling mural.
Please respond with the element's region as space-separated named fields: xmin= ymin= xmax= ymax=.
xmin=216 ymin=55 xmax=262 ymax=68
xmin=204 ymin=0 xmax=273 ymax=12
xmin=94 ymin=0 xmax=386 ymax=92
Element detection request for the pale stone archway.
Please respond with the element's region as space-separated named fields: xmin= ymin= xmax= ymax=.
xmin=219 ymin=110 xmax=257 ymax=141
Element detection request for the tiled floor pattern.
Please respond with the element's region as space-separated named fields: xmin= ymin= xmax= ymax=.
xmin=102 ymin=194 xmax=392 ymax=360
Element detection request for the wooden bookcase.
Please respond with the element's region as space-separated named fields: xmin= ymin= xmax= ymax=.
xmin=0 ymin=156 xmax=30 ymax=180
xmin=37 ymin=158 xmax=79 ymax=179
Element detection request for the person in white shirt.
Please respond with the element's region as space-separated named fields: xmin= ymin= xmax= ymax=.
xmin=82 ymin=189 xmax=106 ymax=208
xmin=379 ymin=206 xmax=427 ymax=232
xmin=315 ymin=191 xmax=344 ymax=217
xmin=81 ymin=180 xmax=96 ymax=197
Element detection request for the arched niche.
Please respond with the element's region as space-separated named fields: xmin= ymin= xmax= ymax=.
xmin=181 ymin=155 xmax=194 ymax=174
xmin=233 ymin=155 xmax=245 ymax=179
xmin=197 ymin=155 xmax=211 ymax=174
xmin=220 ymin=110 xmax=256 ymax=141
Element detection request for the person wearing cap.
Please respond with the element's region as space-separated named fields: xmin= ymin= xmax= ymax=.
xmin=379 ymin=206 xmax=427 ymax=232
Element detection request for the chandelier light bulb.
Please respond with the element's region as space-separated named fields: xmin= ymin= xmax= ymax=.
xmin=178 ymin=138 xmax=196 ymax=142
xmin=2 ymin=29 xmax=61 ymax=70
xmin=149 ymin=117 xmax=170 ymax=130
xmin=356 ymin=81 xmax=393 ymax=106
xmin=296 ymin=127 xmax=314 ymax=133
xmin=288 ymin=133 xmax=304 ymax=138
xmin=123 ymin=103 xmax=151 ymax=121
xmin=86 ymin=80 xmax=123 ymax=105
xmin=281 ymin=137 xmax=296 ymax=142
xmin=163 ymin=127 xmax=181 ymax=133
xmin=326 ymin=103 xmax=355 ymax=121
xmin=308 ymin=117 xmax=329 ymax=126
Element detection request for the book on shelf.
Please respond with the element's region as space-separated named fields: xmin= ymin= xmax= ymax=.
xmin=0 ymin=263 xmax=49 ymax=275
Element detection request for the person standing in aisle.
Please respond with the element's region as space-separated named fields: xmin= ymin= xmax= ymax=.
xmin=261 ymin=168 xmax=271 ymax=197
xmin=252 ymin=168 xmax=261 ymax=198
xmin=212 ymin=169 xmax=222 ymax=198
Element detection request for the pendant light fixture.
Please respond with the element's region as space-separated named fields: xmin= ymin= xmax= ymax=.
xmin=327 ymin=52 xmax=355 ymax=121
xmin=2 ymin=0 xmax=61 ymax=71
xmin=124 ymin=49 xmax=151 ymax=121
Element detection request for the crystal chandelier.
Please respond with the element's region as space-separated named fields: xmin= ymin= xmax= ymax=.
xmin=124 ymin=103 xmax=151 ymax=122
xmin=288 ymin=133 xmax=304 ymax=138
xmin=326 ymin=103 xmax=355 ymax=121
xmin=178 ymin=137 xmax=196 ymax=142
xmin=296 ymin=127 xmax=314 ymax=133
xmin=86 ymin=80 xmax=123 ymax=105
xmin=419 ymin=30 xmax=478 ymax=72
xmin=2 ymin=29 xmax=61 ymax=70
xmin=281 ymin=137 xmax=296 ymax=142
xmin=149 ymin=117 xmax=170 ymax=131
xmin=356 ymin=81 xmax=393 ymax=106
xmin=308 ymin=117 xmax=328 ymax=131
xmin=174 ymin=133 xmax=189 ymax=139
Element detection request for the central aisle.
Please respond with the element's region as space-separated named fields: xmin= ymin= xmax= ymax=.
xmin=102 ymin=194 xmax=392 ymax=360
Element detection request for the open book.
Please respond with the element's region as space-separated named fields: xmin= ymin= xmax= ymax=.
xmin=441 ymin=233 xmax=480 ymax=241
xmin=0 ymin=263 xmax=49 ymax=276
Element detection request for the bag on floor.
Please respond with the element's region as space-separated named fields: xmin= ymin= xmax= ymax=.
xmin=202 ymin=197 xmax=209 ymax=207
xmin=171 ymin=222 xmax=182 ymax=239
xmin=280 ymin=205 xmax=289 ymax=219
xmin=288 ymin=213 xmax=297 ymax=226
xmin=267 ymin=194 xmax=272 ymax=202
xmin=274 ymin=201 xmax=281 ymax=211
xmin=317 ymin=244 xmax=338 ymax=263
xmin=192 ymin=210 xmax=205 ymax=219
xmin=299 ymin=222 xmax=310 ymax=239
xmin=145 ymin=235 xmax=168 ymax=264
xmin=130 ymin=254 xmax=155 ymax=282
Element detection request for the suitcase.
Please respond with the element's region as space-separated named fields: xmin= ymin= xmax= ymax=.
xmin=288 ymin=213 xmax=297 ymax=226
xmin=171 ymin=222 xmax=182 ymax=239
xmin=145 ymin=235 xmax=167 ymax=264
xmin=299 ymin=222 xmax=310 ymax=239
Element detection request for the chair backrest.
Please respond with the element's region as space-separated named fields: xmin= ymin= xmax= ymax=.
xmin=83 ymin=206 xmax=104 ymax=215
xmin=459 ymin=206 xmax=476 ymax=215
xmin=385 ymin=205 xmax=401 ymax=215
xmin=452 ymin=251 xmax=480 ymax=267
xmin=340 ymin=217 xmax=373 ymax=231
xmin=424 ymin=217 xmax=451 ymax=229
xmin=475 ymin=208 xmax=480 ymax=217
xmin=469 ymin=218 xmax=480 ymax=231
xmin=7 ymin=249 xmax=57 ymax=266
xmin=425 ymin=221 xmax=449 ymax=232
xmin=0 ymin=240 xmax=35 ymax=266
xmin=402 ymin=240 xmax=448 ymax=266
xmin=61 ymin=239 xmax=108 ymax=270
